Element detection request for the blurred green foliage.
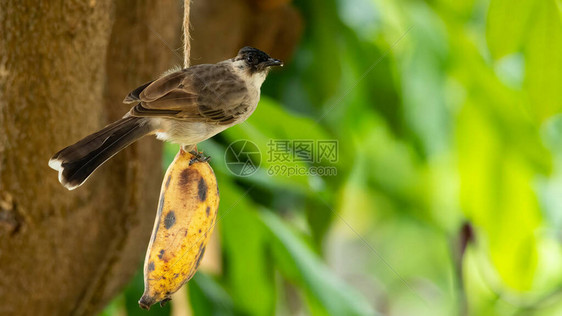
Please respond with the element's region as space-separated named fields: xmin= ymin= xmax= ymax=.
xmin=102 ymin=0 xmax=562 ymax=315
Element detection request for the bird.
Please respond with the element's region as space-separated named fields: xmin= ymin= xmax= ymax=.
xmin=49 ymin=46 xmax=283 ymax=190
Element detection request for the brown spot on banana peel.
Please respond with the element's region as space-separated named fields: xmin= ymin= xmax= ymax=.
xmin=179 ymin=167 xmax=203 ymax=198
xmin=195 ymin=244 xmax=206 ymax=270
xmin=164 ymin=211 xmax=176 ymax=229
xmin=198 ymin=177 xmax=207 ymax=201
xmin=179 ymin=168 xmax=199 ymax=187
xmin=179 ymin=169 xmax=189 ymax=186
xmin=158 ymin=249 xmax=165 ymax=259
xmin=148 ymin=261 xmax=155 ymax=271
xmin=165 ymin=174 xmax=172 ymax=188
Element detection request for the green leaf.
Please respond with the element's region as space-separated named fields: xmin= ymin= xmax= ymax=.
xmin=524 ymin=0 xmax=562 ymax=121
xmin=398 ymin=2 xmax=450 ymax=156
xmin=457 ymin=104 xmax=541 ymax=291
xmin=261 ymin=211 xmax=377 ymax=316
xmin=219 ymin=181 xmax=275 ymax=316
xmin=305 ymin=198 xmax=335 ymax=248
xmin=486 ymin=0 xmax=535 ymax=59
xmin=188 ymin=273 xmax=235 ymax=316
xmin=99 ymin=294 xmax=126 ymax=316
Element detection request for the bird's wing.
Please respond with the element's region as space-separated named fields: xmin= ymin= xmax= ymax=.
xmin=129 ymin=64 xmax=250 ymax=125
xmin=123 ymin=80 xmax=155 ymax=104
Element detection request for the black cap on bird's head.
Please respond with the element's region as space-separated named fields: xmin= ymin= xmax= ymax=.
xmin=236 ymin=46 xmax=283 ymax=73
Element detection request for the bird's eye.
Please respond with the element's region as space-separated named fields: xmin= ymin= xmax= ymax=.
xmin=246 ymin=56 xmax=253 ymax=63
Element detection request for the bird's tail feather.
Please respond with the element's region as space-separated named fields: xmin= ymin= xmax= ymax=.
xmin=49 ymin=116 xmax=153 ymax=190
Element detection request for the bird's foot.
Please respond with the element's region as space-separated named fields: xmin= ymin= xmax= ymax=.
xmin=189 ymin=150 xmax=211 ymax=165
xmin=159 ymin=298 xmax=171 ymax=307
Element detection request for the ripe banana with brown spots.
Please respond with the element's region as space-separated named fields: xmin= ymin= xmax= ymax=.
xmin=139 ymin=149 xmax=219 ymax=310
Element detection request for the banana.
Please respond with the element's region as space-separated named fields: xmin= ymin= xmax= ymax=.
xmin=139 ymin=149 xmax=219 ymax=310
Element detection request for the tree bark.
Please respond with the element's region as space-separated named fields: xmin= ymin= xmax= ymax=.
xmin=0 ymin=1 xmax=181 ymax=315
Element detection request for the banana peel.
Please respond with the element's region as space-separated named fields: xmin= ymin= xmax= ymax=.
xmin=139 ymin=149 xmax=219 ymax=309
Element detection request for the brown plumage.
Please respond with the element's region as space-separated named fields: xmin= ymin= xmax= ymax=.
xmin=127 ymin=63 xmax=250 ymax=124
xmin=49 ymin=46 xmax=283 ymax=190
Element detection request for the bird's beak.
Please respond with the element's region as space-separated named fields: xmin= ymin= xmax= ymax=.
xmin=265 ymin=58 xmax=284 ymax=67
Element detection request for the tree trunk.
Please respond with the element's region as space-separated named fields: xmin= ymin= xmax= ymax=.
xmin=0 ymin=1 xmax=181 ymax=315
xmin=0 ymin=0 xmax=299 ymax=314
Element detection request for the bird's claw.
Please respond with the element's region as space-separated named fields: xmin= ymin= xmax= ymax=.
xmin=189 ymin=150 xmax=211 ymax=165
xmin=159 ymin=298 xmax=171 ymax=307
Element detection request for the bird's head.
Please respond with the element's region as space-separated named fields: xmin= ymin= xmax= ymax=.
xmin=235 ymin=46 xmax=283 ymax=75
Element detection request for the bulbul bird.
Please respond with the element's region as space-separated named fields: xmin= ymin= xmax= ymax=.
xmin=49 ymin=46 xmax=283 ymax=190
